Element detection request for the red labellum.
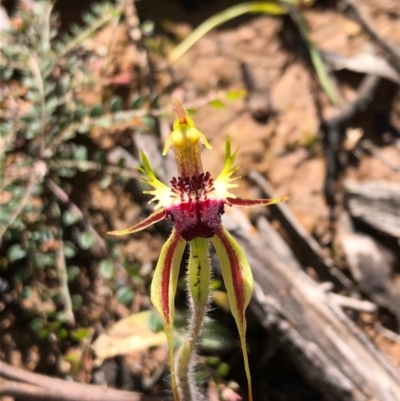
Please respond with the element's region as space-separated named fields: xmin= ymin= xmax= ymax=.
xmin=166 ymin=172 xmax=225 ymax=241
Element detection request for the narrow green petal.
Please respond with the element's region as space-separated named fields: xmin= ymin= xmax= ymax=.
xmin=211 ymin=225 xmax=253 ymax=401
xmin=213 ymin=137 xmax=241 ymax=200
xmin=139 ymin=151 xmax=171 ymax=209
xmin=150 ymin=229 xmax=186 ymax=401
xmin=215 ymin=136 xmax=240 ymax=183
xmin=107 ymin=209 xmax=166 ymax=236
xmin=188 ymin=238 xmax=211 ymax=306
xmin=139 ymin=150 xmax=166 ymax=188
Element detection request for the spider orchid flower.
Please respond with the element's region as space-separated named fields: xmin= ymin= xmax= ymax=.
xmin=108 ymin=99 xmax=288 ymax=401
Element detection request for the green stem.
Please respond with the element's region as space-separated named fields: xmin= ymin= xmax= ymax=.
xmin=168 ymin=2 xmax=287 ymax=63
xmin=293 ymin=11 xmax=339 ymax=105
xmin=176 ymin=238 xmax=211 ymax=400
xmin=176 ymin=302 xmax=208 ymax=401
xmin=58 ymin=6 xmax=120 ymax=57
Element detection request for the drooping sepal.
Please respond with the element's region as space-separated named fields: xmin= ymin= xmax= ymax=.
xmin=150 ymin=229 xmax=186 ymax=401
xmin=139 ymin=150 xmax=171 ymax=209
xmin=107 ymin=209 xmax=166 ymax=236
xmin=188 ymin=238 xmax=211 ymax=306
xmin=226 ymin=196 xmax=290 ymax=207
xmin=211 ymin=225 xmax=253 ymax=401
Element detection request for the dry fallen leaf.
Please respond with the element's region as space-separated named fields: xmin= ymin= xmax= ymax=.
xmin=91 ymin=311 xmax=166 ymax=366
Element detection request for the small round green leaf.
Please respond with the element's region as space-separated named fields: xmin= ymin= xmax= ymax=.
xmin=29 ymin=317 xmax=44 ymax=333
xmin=110 ymin=96 xmax=123 ymax=112
xmin=226 ymin=89 xmax=247 ymax=100
xmin=71 ymin=294 xmax=83 ymax=310
xmin=7 ymin=244 xmax=27 ymax=262
xmin=115 ymin=286 xmax=134 ymax=305
xmin=67 ymin=265 xmax=80 ymax=282
xmin=55 ymin=311 xmax=69 ymax=323
xmin=147 ymin=312 xmax=164 ymax=332
xmin=150 ymin=93 xmax=159 ymax=108
xmin=131 ymin=95 xmax=145 ymax=109
xmin=70 ymin=327 xmax=91 ymax=341
xmin=64 ymin=243 xmax=77 ymax=259
xmin=99 ymin=259 xmax=114 ymax=280
xmin=73 ymin=108 xmax=86 ymax=121
xmin=99 ymin=174 xmax=112 ymax=189
xmin=1 ymin=67 xmax=13 ymax=81
xmin=208 ymin=99 xmax=225 ymax=109
xmin=217 ymin=362 xmax=230 ymax=378
xmin=74 ymin=145 xmax=88 ymax=160
xmin=62 ymin=210 xmax=80 ymax=226
xmin=21 ymin=286 xmax=34 ymax=299
xmin=206 ymin=356 xmax=220 ymax=367
xmin=78 ymin=232 xmax=96 ymax=250
xmin=57 ymin=328 xmax=69 ymax=339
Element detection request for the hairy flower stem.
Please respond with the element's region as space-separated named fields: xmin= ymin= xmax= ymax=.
xmin=176 ymin=301 xmax=208 ymax=401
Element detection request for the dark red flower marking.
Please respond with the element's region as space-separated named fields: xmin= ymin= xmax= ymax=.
xmin=214 ymin=226 xmax=245 ymax=323
xmin=161 ymin=230 xmax=183 ymax=323
xmin=166 ymin=172 xmax=225 ymax=241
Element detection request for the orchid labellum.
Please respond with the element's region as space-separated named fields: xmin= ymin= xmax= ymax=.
xmin=108 ymin=99 xmax=288 ymax=401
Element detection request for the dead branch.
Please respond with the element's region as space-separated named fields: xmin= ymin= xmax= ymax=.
xmin=0 ymin=361 xmax=158 ymax=401
xmin=248 ymin=171 xmax=353 ymax=290
xmin=218 ymin=208 xmax=400 ymax=401
xmin=344 ymin=180 xmax=400 ymax=238
xmin=342 ymin=0 xmax=400 ymax=75
xmin=338 ymin=211 xmax=400 ymax=322
xmin=321 ymin=74 xmax=381 ymax=213
xmin=360 ymin=139 xmax=400 ymax=173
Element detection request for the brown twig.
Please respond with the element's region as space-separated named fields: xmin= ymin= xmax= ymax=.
xmin=321 ymin=74 xmax=381 ymax=214
xmin=360 ymin=139 xmax=400 ymax=172
xmin=240 ymin=61 xmax=273 ymax=122
xmin=342 ymin=0 xmax=400 ymax=75
xmin=0 ymin=362 xmax=153 ymax=401
xmin=55 ymin=235 xmax=75 ymax=325
xmin=122 ymin=0 xmax=153 ymax=95
xmin=50 ymin=159 xmax=140 ymax=180
xmin=0 ymin=161 xmax=47 ymax=241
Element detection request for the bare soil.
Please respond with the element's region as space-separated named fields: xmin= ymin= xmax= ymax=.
xmin=1 ymin=0 xmax=399 ymax=400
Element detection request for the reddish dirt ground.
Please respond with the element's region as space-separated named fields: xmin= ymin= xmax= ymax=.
xmin=1 ymin=0 xmax=399 ymax=400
